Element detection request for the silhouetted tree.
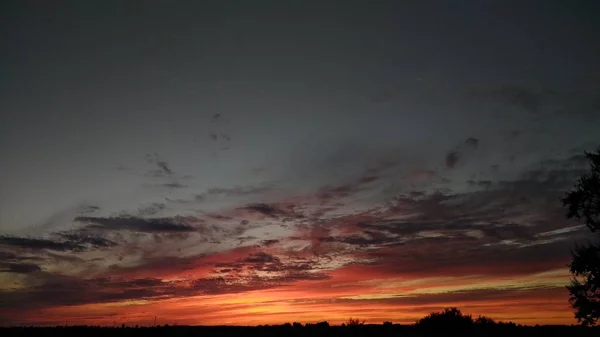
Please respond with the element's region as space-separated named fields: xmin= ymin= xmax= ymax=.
xmin=314 ymin=321 xmax=329 ymax=328
xmin=474 ymin=315 xmax=496 ymax=325
xmin=416 ymin=307 xmax=473 ymax=332
xmin=345 ymin=317 xmax=364 ymax=326
xmin=563 ymin=147 xmax=600 ymax=326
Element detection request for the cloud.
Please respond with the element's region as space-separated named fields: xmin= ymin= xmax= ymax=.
xmin=137 ymin=203 xmax=166 ymax=216
xmin=0 ymin=251 xmax=44 ymax=274
xmin=77 ymin=205 xmax=100 ymax=214
xmin=162 ymin=182 xmax=187 ymax=189
xmin=444 ymin=137 xmax=479 ymax=169
xmin=466 ymin=179 xmax=492 ymax=188
xmin=445 ymin=151 xmax=460 ymax=169
xmin=144 ymin=153 xmax=174 ymax=176
xmin=213 ymin=251 xmax=329 ymax=279
xmin=336 ymin=287 xmax=564 ymax=307
xmin=0 ymin=250 xmax=330 ymax=311
xmin=465 ymin=137 xmax=479 ymax=149
xmin=239 ymin=203 xmax=282 ymax=217
xmin=261 ymin=239 xmax=279 ymax=247
xmin=54 ymin=231 xmax=117 ymax=249
xmin=74 ymin=216 xmax=197 ymax=233
xmin=317 ymin=233 xmax=399 ymax=247
xmin=0 ymin=236 xmax=86 ymax=252
xmin=501 ymin=87 xmax=542 ymax=113
xmin=241 ymin=252 xmax=280 ymax=264
xmin=298 ymin=152 xmax=592 ymax=279
xmin=0 ymin=262 xmax=42 ymax=274
xmin=194 ymin=184 xmax=274 ymax=201
xmin=0 ymin=149 xmax=591 ymax=323
xmin=237 ymin=203 xmax=300 ymax=220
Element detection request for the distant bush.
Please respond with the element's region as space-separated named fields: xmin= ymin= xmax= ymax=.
xmin=383 ymin=321 xmax=393 ymax=326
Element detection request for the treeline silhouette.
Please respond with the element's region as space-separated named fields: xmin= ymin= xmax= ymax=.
xmin=2 ymin=308 xmax=598 ymax=337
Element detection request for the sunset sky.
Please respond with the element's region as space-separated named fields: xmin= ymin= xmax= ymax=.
xmin=2 ymin=0 xmax=600 ymax=327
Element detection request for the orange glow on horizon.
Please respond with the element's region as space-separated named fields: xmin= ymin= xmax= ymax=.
xmin=2 ymin=264 xmax=576 ymax=327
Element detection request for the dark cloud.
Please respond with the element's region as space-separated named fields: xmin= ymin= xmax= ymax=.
xmin=465 ymin=137 xmax=479 ymax=149
xmin=316 ymin=168 xmax=386 ymax=204
xmin=155 ymin=162 xmax=173 ymax=176
xmin=317 ymin=185 xmax=353 ymax=203
xmin=0 ymin=236 xmax=85 ymax=252
xmin=77 ymin=205 xmax=100 ymax=214
xmin=445 ymin=137 xmax=479 ymax=169
xmin=137 ymin=203 xmax=166 ymax=216
xmin=0 ymin=252 xmax=18 ymax=260
xmin=204 ymin=213 xmax=233 ymax=221
xmin=322 ymin=153 xmax=593 ymax=278
xmin=261 ymin=239 xmax=279 ymax=247
xmin=242 ymin=252 xmax=280 ymax=263
xmin=0 ymin=251 xmax=44 ymax=273
xmin=195 ymin=185 xmax=273 ymax=201
xmin=214 ymin=252 xmax=324 ymax=278
xmin=0 ymin=276 xmax=177 ymax=309
xmin=358 ymin=175 xmax=379 ymax=184
xmin=54 ymin=231 xmax=117 ymax=249
xmin=208 ymin=132 xmax=231 ymax=142
xmin=144 ymin=153 xmax=174 ymax=176
xmin=0 ymin=258 xmax=329 ymax=310
xmin=501 ymin=87 xmax=542 ymax=113
xmin=466 ymin=179 xmax=492 ymax=188
xmin=336 ymin=287 xmax=563 ymax=307
xmin=367 ymin=234 xmax=578 ymax=278
xmin=191 ymin=271 xmax=329 ymax=295
xmin=0 ymin=262 xmax=42 ymax=273
xmin=235 ymin=235 xmax=257 ymax=245
xmin=74 ymin=216 xmax=197 ymax=233
xmin=445 ymin=151 xmax=459 ymax=169
xmin=0 ymin=230 xmax=118 ymax=254
xmin=317 ymin=236 xmax=336 ymax=243
xmin=479 ymin=223 xmax=537 ymax=241
xmin=317 ymin=233 xmax=398 ymax=247
xmin=238 ymin=203 xmax=296 ymax=219
xmin=162 ymin=182 xmax=187 ymax=189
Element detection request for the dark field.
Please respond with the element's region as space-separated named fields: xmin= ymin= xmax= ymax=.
xmin=2 ymin=324 xmax=599 ymax=337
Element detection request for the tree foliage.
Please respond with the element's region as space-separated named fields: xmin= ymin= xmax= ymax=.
xmin=345 ymin=317 xmax=365 ymax=326
xmin=473 ymin=315 xmax=496 ymax=325
xmin=415 ymin=307 xmax=473 ymax=331
xmin=563 ymin=147 xmax=600 ymax=326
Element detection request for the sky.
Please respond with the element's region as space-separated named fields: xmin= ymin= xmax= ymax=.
xmin=1 ymin=0 xmax=600 ymax=327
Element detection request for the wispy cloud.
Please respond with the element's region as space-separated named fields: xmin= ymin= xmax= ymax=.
xmin=74 ymin=216 xmax=198 ymax=233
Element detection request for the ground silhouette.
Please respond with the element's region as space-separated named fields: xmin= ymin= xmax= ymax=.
xmin=2 ymin=308 xmax=599 ymax=337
